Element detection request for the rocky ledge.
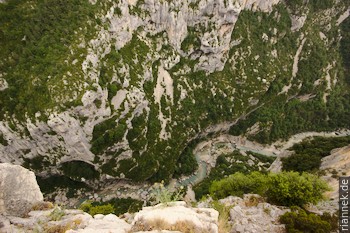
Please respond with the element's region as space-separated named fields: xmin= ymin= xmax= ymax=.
xmin=0 ymin=163 xmax=291 ymax=233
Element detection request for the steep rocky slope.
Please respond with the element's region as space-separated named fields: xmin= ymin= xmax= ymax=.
xmin=0 ymin=0 xmax=349 ymax=190
xmin=0 ymin=163 xmax=291 ymax=233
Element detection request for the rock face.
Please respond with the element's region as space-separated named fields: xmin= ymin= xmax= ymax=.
xmin=1 ymin=201 xmax=220 ymax=233
xmin=0 ymin=163 xmax=44 ymax=217
xmin=0 ymin=0 xmax=282 ymax=175
xmin=311 ymin=145 xmax=350 ymax=214
xmin=0 ymin=0 xmax=349 ymax=188
xmin=219 ymin=194 xmax=289 ymax=233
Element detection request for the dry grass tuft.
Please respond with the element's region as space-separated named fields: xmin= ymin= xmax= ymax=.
xmin=31 ymin=201 xmax=54 ymax=211
xmin=44 ymin=219 xmax=82 ymax=233
xmin=131 ymin=218 xmax=213 ymax=233
xmin=44 ymin=223 xmax=72 ymax=233
xmin=244 ymin=195 xmax=264 ymax=207
xmin=211 ymin=201 xmax=231 ymax=233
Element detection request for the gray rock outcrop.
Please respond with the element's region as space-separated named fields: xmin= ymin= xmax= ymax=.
xmin=1 ymin=201 xmax=219 ymax=233
xmin=132 ymin=201 xmax=219 ymax=233
xmin=221 ymin=194 xmax=289 ymax=233
xmin=0 ymin=163 xmax=43 ymax=217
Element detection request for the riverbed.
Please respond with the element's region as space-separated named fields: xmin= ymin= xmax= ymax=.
xmin=90 ymin=129 xmax=350 ymax=204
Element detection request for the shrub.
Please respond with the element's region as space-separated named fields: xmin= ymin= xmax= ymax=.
xmin=31 ymin=201 xmax=54 ymax=211
xmin=280 ymin=207 xmax=332 ymax=233
xmin=267 ymin=172 xmax=329 ymax=206
xmin=210 ymin=201 xmax=231 ymax=233
xmin=79 ymin=202 xmax=114 ymax=216
xmin=150 ymin=182 xmax=185 ymax=204
xmin=209 ymin=171 xmax=329 ymax=207
xmin=44 ymin=219 xmax=82 ymax=233
xmin=80 ymin=198 xmax=143 ymax=216
xmin=194 ymin=151 xmax=273 ymax=199
xmin=45 ymin=224 xmax=72 ymax=233
xmin=209 ymin=171 xmax=268 ymax=199
xmin=49 ymin=206 xmax=65 ymax=221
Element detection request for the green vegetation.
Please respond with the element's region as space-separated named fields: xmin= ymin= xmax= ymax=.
xmin=340 ymin=16 xmax=350 ymax=84
xmin=1 ymin=0 xmax=349 ymax=186
xmin=267 ymin=172 xmax=329 ymax=207
xmin=37 ymin=175 xmax=92 ymax=198
xmin=91 ymin=117 xmax=127 ymax=155
xmin=280 ymin=207 xmax=338 ymax=233
xmin=0 ymin=0 xmax=98 ymax=120
xmin=210 ymin=201 xmax=231 ymax=233
xmin=194 ymin=151 xmax=274 ymax=199
xmin=0 ymin=133 xmax=8 ymax=146
xmin=174 ymin=140 xmax=199 ymax=178
xmin=210 ymin=171 xmax=329 ymax=207
xmin=79 ymin=202 xmax=114 ymax=216
xmin=282 ymin=136 xmax=350 ymax=172
xmin=80 ymin=198 xmax=143 ymax=216
xmin=22 ymin=156 xmax=50 ymax=172
xmin=127 ymin=111 xmax=148 ymax=151
xmin=286 ymin=0 xmax=334 ymax=13
xmin=308 ymin=0 xmax=333 ymax=12
xmin=229 ymin=3 xmax=350 ymax=145
xmin=150 ymin=182 xmax=185 ymax=204
xmin=49 ymin=206 xmax=65 ymax=221
xmin=181 ymin=27 xmax=201 ymax=52
xmin=60 ymin=161 xmax=100 ymax=180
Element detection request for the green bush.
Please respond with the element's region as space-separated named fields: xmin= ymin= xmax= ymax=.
xmin=0 ymin=133 xmax=8 ymax=146
xmin=80 ymin=198 xmax=143 ymax=216
xmin=80 ymin=202 xmax=114 ymax=216
xmin=173 ymin=141 xmax=199 ymax=178
xmin=210 ymin=172 xmax=268 ymax=199
xmin=267 ymin=172 xmax=329 ymax=207
xmin=194 ymin=151 xmax=274 ymax=199
xmin=209 ymin=171 xmax=329 ymax=207
xmin=49 ymin=206 xmax=65 ymax=221
xmin=280 ymin=207 xmax=333 ymax=233
xmin=150 ymin=182 xmax=185 ymax=204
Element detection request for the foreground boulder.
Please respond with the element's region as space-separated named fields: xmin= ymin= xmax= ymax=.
xmin=1 ymin=202 xmax=219 ymax=233
xmin=66 ymin=213 xmax=131 ymax=233
xmin=131 ymin=201 xmax=219 ymax=233
xmin=0 ymin=163 xmax=43 ymax=217
xmin=220 ymin=194 xmax=289 ymax=233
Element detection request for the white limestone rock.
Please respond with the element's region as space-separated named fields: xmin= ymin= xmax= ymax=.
xmin=0 ymin=163 xmax=44 ymax=217
xmin=135 ymin=231 xmax=182 ymax=233
xmin=227 ymin=194 xmax=289 ymax=233
xmin=132 ymin=201 xmax=219 ymax=233
xmin=291 ymin=14 xmax=307 ymax=32
xmin=0 ymin=78 xmax=8 ymax=91
xmin=67 ymin=214 xmax=131 ymax=233
xmin=242 ymin=0 xmax=280 ymax=12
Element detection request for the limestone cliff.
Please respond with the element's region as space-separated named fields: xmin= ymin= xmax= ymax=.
xmin=0 ymin=0 xmax=349 ymax=189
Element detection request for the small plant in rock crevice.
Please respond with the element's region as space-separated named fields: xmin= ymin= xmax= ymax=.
xmin=49 ymin=206 xmax=65 ymax=221
xmin=150 ymin=181 xmax=185 ymax=205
